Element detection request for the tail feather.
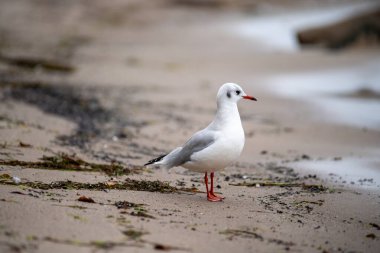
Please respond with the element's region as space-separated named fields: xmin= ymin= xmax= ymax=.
xmin=144 ymin=154 xmax=167 ymax=166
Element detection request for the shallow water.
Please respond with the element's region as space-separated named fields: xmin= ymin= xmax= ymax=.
xmin=233 ymin=1 xmax=379 ymax=52
xmin=231 ymin=1 xmax=380 ymax=130
xmin=292 ymin=157 xmax=380 ymax=190
xmin=268 ymin=61 xmax=380 ymax=130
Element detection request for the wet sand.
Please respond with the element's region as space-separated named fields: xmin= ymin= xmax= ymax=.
xmin=1 ymin=0 xmax=380 ymax=252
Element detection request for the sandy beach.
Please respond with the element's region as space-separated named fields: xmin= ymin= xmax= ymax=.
xmin=1 ymin=0 xmax=380 ymax=252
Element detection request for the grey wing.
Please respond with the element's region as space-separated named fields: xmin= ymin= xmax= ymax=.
xmin=169 ymin=129 xmax=216 ymax=167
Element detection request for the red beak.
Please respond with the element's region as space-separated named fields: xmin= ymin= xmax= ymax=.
xmin=242 ymin=95 xmax=257 ymax=101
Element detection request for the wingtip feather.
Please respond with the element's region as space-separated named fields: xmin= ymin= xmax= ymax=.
xmin=144 ymin=154 xmax=167 ymax=166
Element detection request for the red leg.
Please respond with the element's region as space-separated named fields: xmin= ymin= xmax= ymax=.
xmin=204 ymin=172 xmax=209 ymax=195
xmin=210 ymin=172 xmax=225 ymax=200
xmin=205 ymin=172 xmax=222 ymax=202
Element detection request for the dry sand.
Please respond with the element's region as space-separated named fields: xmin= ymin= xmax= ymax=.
xmin=1 ymin=0 xmax=380 ymax=252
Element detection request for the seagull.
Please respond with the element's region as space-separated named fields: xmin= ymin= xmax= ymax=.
xmin=144 ymin=83 xmax=257 ymax=202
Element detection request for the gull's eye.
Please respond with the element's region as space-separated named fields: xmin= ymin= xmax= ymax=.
xmin=235 ymin=90 xmax=241 ymax=95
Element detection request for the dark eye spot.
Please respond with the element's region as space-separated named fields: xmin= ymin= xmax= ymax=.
xmin=226 ymin=91 xmax=231 ymax=98
xmin=236 ymin=90 xmax=241 ymax=95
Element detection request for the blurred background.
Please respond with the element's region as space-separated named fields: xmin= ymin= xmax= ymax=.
xmin=1 ymin=0 xmax=380 ymax=185
xmin=1 ymin=1 xmax=380 ymax=252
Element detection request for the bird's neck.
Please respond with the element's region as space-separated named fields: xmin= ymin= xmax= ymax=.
xmin=212 ymin=101 xmax=241 ymax=129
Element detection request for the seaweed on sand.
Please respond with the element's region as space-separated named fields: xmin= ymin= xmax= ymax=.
xmin=42 ymin=236 xmax=141 ymax=249
xmin=0 ymin=79 xmax=114 ymax=148
xmin=230 ymin=181 xmax=329 ymax=193
xmin=122 ymin=229 xmax=148 ymax=240
xmin=0 ymin=153 xmax=136 ymax=176
xmin=0 ymin=177 xmax=182 ymax=193
xmin=220 ymin=228 xmax=295 ymax=248
xmin=0 ymin=55 xmax=75 ymax=73
xmin=115 ymin=201 xmax=155 ymax=219
xmin=115 ymin=201 xmax=143 ymax=209
xmin=220 ymin=229 xmax=264 ymax=241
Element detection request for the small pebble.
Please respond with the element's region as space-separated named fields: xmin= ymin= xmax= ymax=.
xmin=12 ymin=176 xmax=21 ymax=184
